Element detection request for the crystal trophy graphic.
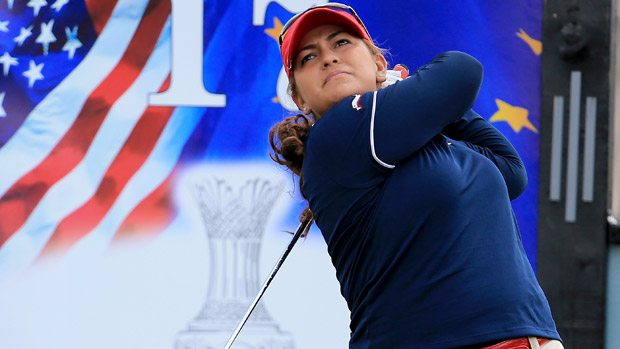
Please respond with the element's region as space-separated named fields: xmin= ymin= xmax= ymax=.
xmin=175 ymin=176 xmax=295 ymax=349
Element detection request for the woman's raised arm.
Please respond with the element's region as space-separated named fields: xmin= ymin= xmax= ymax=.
xmin=372 ymin=51 xmax=483 ymax=167
xmin=443 ymin=109 xmax=528 ymax=200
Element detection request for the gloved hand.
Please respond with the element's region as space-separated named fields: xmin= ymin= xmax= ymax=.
xmin=381 ymin=64 xmax=409 ymax=88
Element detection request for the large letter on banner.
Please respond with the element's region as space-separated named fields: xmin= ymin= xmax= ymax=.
xmin=150 ymin=0 xmax=226 ymax=107
xmin=252 ymin=0 xmax=326 ymax=25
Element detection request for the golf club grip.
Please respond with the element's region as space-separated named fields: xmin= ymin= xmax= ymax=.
xmin=223 ymin=218 xmax=313 ymax=349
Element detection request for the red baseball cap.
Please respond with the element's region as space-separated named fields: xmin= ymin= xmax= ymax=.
xmin=279 ymin=4 xmax=372 ymax=78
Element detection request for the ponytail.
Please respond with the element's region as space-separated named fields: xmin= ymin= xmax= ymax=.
xmin=269 ymin=113 xmax=314 ymax=235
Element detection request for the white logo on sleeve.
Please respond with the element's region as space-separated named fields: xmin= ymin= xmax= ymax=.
xmin=351 ymin=94 xmax=363 ymax=110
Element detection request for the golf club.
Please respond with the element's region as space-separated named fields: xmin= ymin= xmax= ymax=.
xmin=223 ymin=218 xmax=313 ymax=349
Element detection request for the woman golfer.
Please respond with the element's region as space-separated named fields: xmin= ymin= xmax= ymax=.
xmin=269 ymin=3 xmax=562 ymax=348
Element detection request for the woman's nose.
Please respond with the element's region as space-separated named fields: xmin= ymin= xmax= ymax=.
xmin=323 ymin=52 xmax=339 ymax=67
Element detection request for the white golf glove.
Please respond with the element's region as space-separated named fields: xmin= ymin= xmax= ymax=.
xmin=381 ymin=64 xmax=409 ymax=88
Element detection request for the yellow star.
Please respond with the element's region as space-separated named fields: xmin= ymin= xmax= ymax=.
xmin=489 ymin=99 xmax=538 ymax=133
xmin=516 ymin=28 xmax=542 ymax=55
xmin=264 ymin=17 xmax=284 ymax=42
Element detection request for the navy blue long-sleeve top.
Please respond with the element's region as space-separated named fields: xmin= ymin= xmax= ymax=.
xmin=301 ymin=51 xmax=560 ymax=348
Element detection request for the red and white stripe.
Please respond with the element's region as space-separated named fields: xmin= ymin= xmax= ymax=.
xmin=0 ymin=0 xmax=179 ymax=275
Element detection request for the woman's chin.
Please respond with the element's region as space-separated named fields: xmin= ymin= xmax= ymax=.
xmin=326 ymin=84 xmax=363 ymax=101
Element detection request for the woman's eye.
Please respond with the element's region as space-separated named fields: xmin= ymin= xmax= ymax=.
xmin=301 ymin=54 xmax=315 ymax=65
xmin=336 ymin=39 xmax=350 ymax=47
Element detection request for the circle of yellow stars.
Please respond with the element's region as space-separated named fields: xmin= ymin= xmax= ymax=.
xmin=487 ymin=28 xmax=541 ymax=134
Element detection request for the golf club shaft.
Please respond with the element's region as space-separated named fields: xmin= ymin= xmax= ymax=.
xmin=223 ymin=219 xmax=312 ymax=349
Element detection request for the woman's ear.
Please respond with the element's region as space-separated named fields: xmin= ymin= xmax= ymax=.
xmin=375 ymin=54 xmax=388 ymax=83
xmin=292 ymin=90 xmax=312 ymax=115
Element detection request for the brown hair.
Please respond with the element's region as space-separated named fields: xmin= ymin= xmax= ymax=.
xmin=269 ymin=39 xmax=388 ymax=235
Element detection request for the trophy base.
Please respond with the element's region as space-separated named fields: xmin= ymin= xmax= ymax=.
xmin=175 ymin=323 xmax=295 ymax=349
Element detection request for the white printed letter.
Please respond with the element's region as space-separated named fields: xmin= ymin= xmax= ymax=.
xmin=150 ymin=0 xmax=226 ymax=107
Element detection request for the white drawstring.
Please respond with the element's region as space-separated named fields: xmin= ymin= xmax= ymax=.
xmin=528 ymin=337 xmax=541 ymax=349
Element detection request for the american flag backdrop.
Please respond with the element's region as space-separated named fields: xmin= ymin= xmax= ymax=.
xmin=0 ymin=0 xmax=185 ymax=276
xmin=0 ymin=0 xmax=543 ymax=348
